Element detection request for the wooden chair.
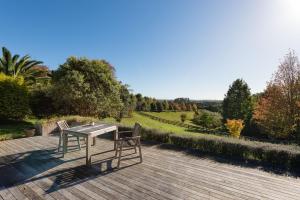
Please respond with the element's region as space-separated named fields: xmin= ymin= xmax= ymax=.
xmin=115 ymin=123 xmax=143 ymax=168
xmin=56 ymin=120 xmax=81 ymax=152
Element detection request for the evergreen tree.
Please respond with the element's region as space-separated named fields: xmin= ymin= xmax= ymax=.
xmin=222 ymin=79 xmax=252 ymax=121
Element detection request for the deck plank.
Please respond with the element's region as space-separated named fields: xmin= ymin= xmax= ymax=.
xmin=0 ymin=136 xmax=300 ymax=200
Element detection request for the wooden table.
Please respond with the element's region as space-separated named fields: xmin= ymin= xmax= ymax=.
xmin=63 ymin=123 xmax=118 ymax=166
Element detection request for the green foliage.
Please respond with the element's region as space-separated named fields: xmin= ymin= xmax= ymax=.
xmin=0 ymin=73 xmax=30 ymax=120
xmin=52 ymin=57 xmax=123 ymax=118
xmin=193 ymin=110 xmax=222 ymax=128
xmin=150 ymin=102 xmax=157 ymax=111
xmin=198 ymin=100 xmax=222 ymax=113
xmin=0 ymin=47 xmax=43 ymax=81
xmin=156 ymin=101 xmax=163 ymax=112
xmin=119 ymin=84 xmax=136 ymax=118
xmin=29 ymin=87 xmax=56 ymax=118
xmin=222 ymin=79 xmax=252 ymax=122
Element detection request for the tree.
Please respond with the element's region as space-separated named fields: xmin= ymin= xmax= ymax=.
xmin=253 ymin=50 xmax=300 ymax=138
xmin=150 ymin=102 xmax=157 ymax=111
xmin=162 ymin=100 xmax=169 ymax=110
xmin=181 ymin=102 xmax=187 ymax=111
xmin=156 ymin=101 xmax=163 ymax=112
xmin=119 ymin=84 xmax=136 ymax=118
xmin=222 ymin=79 xmax=252 ymax=122
xmin=0 ymin=47 xmax=43 ymax=80
xmin=135 ymin=93 xmax=144 ymax=111
xmin=52 ymin=57 xmax=122 ymax=118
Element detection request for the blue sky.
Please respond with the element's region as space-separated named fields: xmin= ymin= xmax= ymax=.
xmin=1 ymin=0 xmax=300 ymax=100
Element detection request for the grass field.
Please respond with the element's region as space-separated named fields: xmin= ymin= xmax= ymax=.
xmin=103 ymin=112 xmax=203 ymax=136
xmin=145 ymin=111 xmax=195 ymax=125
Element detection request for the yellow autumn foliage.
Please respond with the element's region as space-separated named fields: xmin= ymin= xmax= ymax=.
xmin=225 ymin=119 xmax=244 ymax=138
xmin=0 ymin=73 xmax=24 ymax=85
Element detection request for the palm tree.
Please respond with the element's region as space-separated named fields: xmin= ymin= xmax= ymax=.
xmin=0 ymin=47 xmax=43 ymax=79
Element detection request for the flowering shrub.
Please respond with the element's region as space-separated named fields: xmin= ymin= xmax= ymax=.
xmin=225 ymin=119 xmax=244 ymax=138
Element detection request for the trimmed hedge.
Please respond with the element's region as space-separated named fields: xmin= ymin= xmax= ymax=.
xmin=119 ymin=125 xmax=300 ymax=173
xmin=0 ymin=74 xmax=30 ymax=120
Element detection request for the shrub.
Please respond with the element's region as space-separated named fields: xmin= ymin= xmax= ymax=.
xmin=180 ymin=113 xmax=187 ymax=122
xmin=135 ymin=127 xmax=300 ymax=173
xmin=30 ymin=88 xmax=56 ymax=118
xmin=0 ymin=73 xmax=30 ymax=120
xmin=225 ymin=119 xmax=244 ymax=138
xmin=193 ymin=110 xmax=222 ymax=128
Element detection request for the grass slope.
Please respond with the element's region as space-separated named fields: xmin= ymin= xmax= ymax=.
xmin=145 ymin=111 xmax=195 ymax=125
xmin=104 ymin=112 xmax=202 ymax=136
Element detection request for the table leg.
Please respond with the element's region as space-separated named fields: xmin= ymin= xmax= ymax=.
xmin=86 ymin=136 xmax=92 ymax=166
xmin=92 ymin=137 xmax=96 ymax=146
xmin=63 ymin=131 xmax=68 ymax=157
xmin=114 ymin=129 xmax=118 ymax=150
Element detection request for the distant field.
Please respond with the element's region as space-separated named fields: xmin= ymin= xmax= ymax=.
xmin=103 ymin=112 xmax=202 ymax=137
xmin=145 ymin=111 xmax=195 ymax=125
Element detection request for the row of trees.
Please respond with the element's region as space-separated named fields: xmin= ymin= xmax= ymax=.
xmin=135 ymin=95 xmax=198 ymax=112
xmin=222 ymin=50 xmax=300 ymax=139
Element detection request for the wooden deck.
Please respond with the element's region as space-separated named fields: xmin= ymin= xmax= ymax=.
xmin=0 ymin=136 xmax=300 ymax=200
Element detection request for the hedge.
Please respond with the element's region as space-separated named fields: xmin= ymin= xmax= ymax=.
xmin=119 ymin=125 xmax=300 ymax=173
xmin=0 ymin=73 xmax=30 ymax=120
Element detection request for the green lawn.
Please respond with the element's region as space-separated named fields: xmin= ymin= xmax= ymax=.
xmin=145 ymin=111 xmax=195 ymax=125
xmin=0 ymin=120 xmax=36 ymax=141
xmin=103 ymin=112 xmax=203 ymax=137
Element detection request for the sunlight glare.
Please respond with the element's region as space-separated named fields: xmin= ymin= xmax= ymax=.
xmin=279 ymin=0 xmax=300 ymax=25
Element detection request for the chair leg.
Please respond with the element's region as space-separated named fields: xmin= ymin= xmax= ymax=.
xmin=58 ymin=133 xmax=62 ymax=152
xmin=134 ymin=140 xmax=138 ymax=153
xmin=115 ymin=142 xmax=118 ymax=158
xmin=138 ymin=139 xmax=142 ymax=163
xmin=117 ymin=141 xmax=123 ymax=168
xmin=77 ymin=136 xmax=81 ymax=150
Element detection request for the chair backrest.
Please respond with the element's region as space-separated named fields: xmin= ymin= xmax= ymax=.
xmin=132 ymin=123 xmax=142 ymax=137
xmin=56 ymin=120 xmax=70 ymax=132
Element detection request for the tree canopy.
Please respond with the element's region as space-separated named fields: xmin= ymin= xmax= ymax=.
xmin=222 ymin=79 xmax=252 ymax=121
xmin=253 ymin=50 xmax=300 ymax=138
xmin=51 ymin=57 xmax=123 ymax=118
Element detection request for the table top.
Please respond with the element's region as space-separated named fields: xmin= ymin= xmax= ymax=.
xmin=65 ymin=123 xmax=117 ymax=137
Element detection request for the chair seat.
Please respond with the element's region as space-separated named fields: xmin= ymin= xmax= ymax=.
xmin=115 ymin=123 xmax=142 ymax=168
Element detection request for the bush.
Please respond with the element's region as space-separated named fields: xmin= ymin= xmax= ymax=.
xmin=225 ymin=119 xmax=244 ymax=138
xmin=0 ymin=73 xmax=30 ymax=120
xmin=180 ymin=113 xmax=187 ymax=122
xmin=193 ymin=110 xmax=222 ymax=128
xmin=30 ymin=88 xmax=56 ymax=118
